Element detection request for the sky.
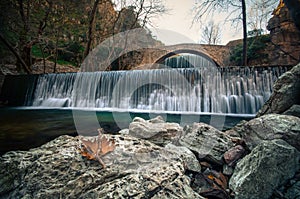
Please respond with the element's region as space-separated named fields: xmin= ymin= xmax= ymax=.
xmin=151 ymin=0 xmax=244 ymax=45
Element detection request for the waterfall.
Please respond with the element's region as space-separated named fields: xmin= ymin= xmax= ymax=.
xmin=26 ymin=66 xmax=288 ymax=114
xmin=163 ymin=53 xmax=216 ymax=68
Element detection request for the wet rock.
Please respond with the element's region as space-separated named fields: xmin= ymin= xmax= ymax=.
xmin=225 ymin=120 xmax=247 ymax=138
xmin=0 ymin=134 xmax=203 ymax=198
xmin=229 ymin=139 xmax=300 ymax=199
xmin=223 ymin=145 xmax=246 ymax=167
xmin=257 ymin=63 xmax=300 ymax=116
xmin=128 ymin=116 xmax=183 ymax=146
xmin=165 ymin=143 xmax=201 ymax=173
xmin=273 ymin=169 xmax=300 ymax=199
xmin=191 ymin=169 xmax=230 ymax=199
xmin=240 ymin=114 xmax=300 ymax=150
xmin=285 ymin=181 xmax=300 ymax=199
xmin=151 ymin=175 xmax=204 ymax=199
xmin=224 ymin=121 xmax=247 ymax=145
xmin=179 ymin=123 xmax=234 ymax=165
xmin=199 ymin=161 xmax=212 ymax=170
xmin=222 ymin=165 xmax=234 ymax=176
xmin=283 ymin=104 xmax=300 ymax=118
xmin=118 ymin=128 xmax=129 ymax=135
xmin=149 ymin=115 xmax=165 ymax=123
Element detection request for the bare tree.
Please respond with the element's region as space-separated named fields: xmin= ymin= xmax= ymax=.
xmin=0 ymin=0 xmax=52 ymax=73
xmin=241 ymin=0 xmax=247 ymax=66
xmin=193 ymin=0 xmax=248 ymax=65
xmin=193 ymin=0 xmax=284 ymax=65
xmin=0 ymin=33 xmax=31 ymax=73
xmin=247 ymin=0 xmax=278 ymax=35
xmin=113 ymin=0 xmax=167 ymax=28
xmin=84 ymin=0 xmax=101 ymax=58
xmin=100 ymin=0 xmax=167 ymax=70
xmin=84 ymin=0 xmax=167 ymax=61
xmin=201 ymin=21 xmax=221 ymax=44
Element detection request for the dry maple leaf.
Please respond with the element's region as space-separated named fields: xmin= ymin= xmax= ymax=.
xmin=79 ymin=128 xmax=116 ymax=168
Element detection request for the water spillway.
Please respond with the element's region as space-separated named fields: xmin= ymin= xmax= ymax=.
xmin=24 ymin=66 xmax=287 ymax=114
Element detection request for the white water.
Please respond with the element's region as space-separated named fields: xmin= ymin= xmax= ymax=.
xmin=27 ymin=66 xmax=286 ymax=114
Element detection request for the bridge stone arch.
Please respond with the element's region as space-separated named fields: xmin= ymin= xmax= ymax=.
xmin=154 ymin=49 xmax=219 ymax=67
xmin=136 ymin=43 xmax=231 ymax=70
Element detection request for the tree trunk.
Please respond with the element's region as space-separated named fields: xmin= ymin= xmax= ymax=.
xmin=22 ymin=45 xmax=32 ymax=69
xmin=84 ymin=0 xmax=101 ymax=58
xmin=39 ymin=44 xmax=46 ymax=73
xmin=53 ymin=32 xmax=59 ymax=73
xmin=0 ymin=33 xmax=31 ymax=74
xmin=241 ymin=0 xmax=247 ymax=66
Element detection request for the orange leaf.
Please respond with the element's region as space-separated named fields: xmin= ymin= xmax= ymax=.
xmin=99 ymin=134 xmax=116 ymax=155
xmin=207 ymin=174 xmax=214 ymax=180
xmin=79 ymin=128 xmax=116 ymax=168
xmin=80 ymin=138 xmax=98 ymax=159
xmin=80 ymin=149 xmax=95 ymax=160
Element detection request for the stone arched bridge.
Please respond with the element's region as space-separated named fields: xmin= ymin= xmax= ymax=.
xmin=134 ymin=43 xmax=231 ymax=69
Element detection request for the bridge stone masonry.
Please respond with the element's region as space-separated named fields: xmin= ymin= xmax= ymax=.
xmin=132 ymin=43 xmax=231 ymax=70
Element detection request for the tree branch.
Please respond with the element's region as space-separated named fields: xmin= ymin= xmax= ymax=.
xmin=0 ymin=33 xmax=31 ymax=74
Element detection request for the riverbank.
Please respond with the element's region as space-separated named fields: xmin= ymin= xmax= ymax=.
xmin=0 ymin=60 xmax=78 ymax=75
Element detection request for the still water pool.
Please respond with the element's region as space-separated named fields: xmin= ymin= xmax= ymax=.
xmin=0 ymin=107 xmax=254 ymax=154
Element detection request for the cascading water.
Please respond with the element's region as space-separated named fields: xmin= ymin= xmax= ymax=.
xmin=163 ymin=53 xmax=216 ymax=68
xmin=26 ymin=64 xmax=287 ymax=114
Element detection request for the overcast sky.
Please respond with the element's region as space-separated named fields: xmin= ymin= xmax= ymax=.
xmin=151 ymin=0 xmax=244 ymax=45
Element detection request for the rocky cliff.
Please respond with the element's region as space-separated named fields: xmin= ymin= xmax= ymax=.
xmin=267 ymin=4 xmax=300 ymax=66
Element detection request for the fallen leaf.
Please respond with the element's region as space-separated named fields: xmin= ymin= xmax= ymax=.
xmin=80 ymin=138 xmax=98 ymax=159
xmin=79 ymin=128 xmax=116 ymax=168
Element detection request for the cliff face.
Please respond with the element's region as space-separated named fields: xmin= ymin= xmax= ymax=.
xmin=96 ymin=0 xmax=118 ymax=43
xmin=267 ymin=5 xmax=300 ymax=66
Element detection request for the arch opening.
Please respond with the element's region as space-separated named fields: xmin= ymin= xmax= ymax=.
xmin=155 ymin=50 xmax=219 ymax=69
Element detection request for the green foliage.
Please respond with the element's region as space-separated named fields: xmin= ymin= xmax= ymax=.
xmin=55 ymin=59 xmax=76 ymax=66
xmin=31 ymin=42 xmax=83 ymax=66
xmin=230 ymin=35 xmax=270 ymax=65
xmin=31 ymin=45 xmax=50 ymax=58
xmin=67 ymin=42 xmax=84 ymax=54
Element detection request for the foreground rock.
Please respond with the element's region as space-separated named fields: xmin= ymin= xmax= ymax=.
xmin=165 ymin=143 xmax=201 ymax=173
xmin=283 ymin=104 xmax=300 ymax=117
xmin=0 ymin=135 xmax=203 ymax=198
xmin=284 ymin=181 xmax=300 ymax=199
xmin=239 ymin=114 xmax=300 ymax=150
xmin=179 ymin=123 xmax=234 ymax=165
xmin=128 ymin=116 xmax=183 ymax=146
xmin=229 ymin=139 xmax=300 ymax=199
xmin=257 ymin=63 xmax=300 ymax=116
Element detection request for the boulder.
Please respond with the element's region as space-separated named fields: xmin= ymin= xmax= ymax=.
xmin=283 ymin=104 xmax=300 ymax=118
xmin=285 ymin=181 xmax=300 ymax=199
xmin=223 ymin=145 xmax=246 ymax=167
xmin=191 ymin=169 xmax=230 ymax=199
xmin=128 ymin=116 xmax=183 ymax=146
xmin=229 ymin=139 xmax=300 ymax=199
xmin=257 ymin=63 xmax=300 ymax=117
xmin=0 ymin=135 xmax=204 ymax=199
xmin=165 ymin=143 xmax=201 ymax=173
xmin=239 ymin=114 xmax=300 ymax=150
xmin=179 ymin=123 xmax=234 ymax=165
